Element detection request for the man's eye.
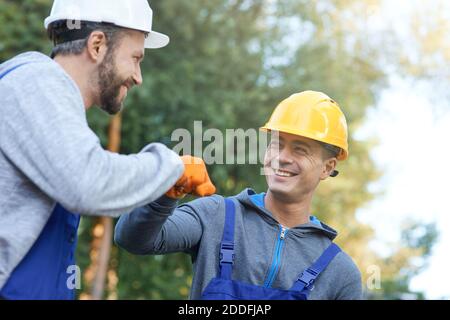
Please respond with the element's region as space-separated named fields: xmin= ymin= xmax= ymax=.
xmin=269 ymin=141 xmax=279 ymax=148
xmin=269 ymin=143 xmax=283 ymax=152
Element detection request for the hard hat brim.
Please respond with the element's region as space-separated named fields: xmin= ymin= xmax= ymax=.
xmin=260 ymin=126 xmax=348 ymax=161
xmin=145 ymin=30 xmax=169 ymax=49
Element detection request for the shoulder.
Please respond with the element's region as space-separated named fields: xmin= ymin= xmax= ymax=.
xmin=1 ymin=52 xmax=85 ymax=125
xmin=327 ymin=247 xmax=363 ymax=299
xmin=2 ymin=52 xmax=55 ymax=77
xmin=332 ymin=249 xmax=362 ymax=280
xmin=2 ymin=52 xmax=80 ymax=98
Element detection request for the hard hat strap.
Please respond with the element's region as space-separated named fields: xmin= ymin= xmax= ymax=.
xmin=50 ymin=21 xmax=118 ymax=46
xmin=52 ymin=28 xmax=91 ymax=45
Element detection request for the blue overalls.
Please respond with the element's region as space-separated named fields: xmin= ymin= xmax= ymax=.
xmin=1 ymin=64 xmax=81 ymax=299
xmin=201 ymin=198 xmax=341 ymax=300
xmin=0 ymin=204 xmax=80 ymax=300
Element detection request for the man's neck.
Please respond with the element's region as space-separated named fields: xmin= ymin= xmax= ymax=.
xmin=54 ymin=55 xmax=94 ymax=109
xmin=264 ymin=190 xmax=313 ymax=228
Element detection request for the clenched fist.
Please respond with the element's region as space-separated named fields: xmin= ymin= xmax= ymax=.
xmin=166 ymin=155 xmax=216 ymax=199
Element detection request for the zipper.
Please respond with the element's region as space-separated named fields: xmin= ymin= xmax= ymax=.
xmin=263 ymin=225 xmax=288 ymax=288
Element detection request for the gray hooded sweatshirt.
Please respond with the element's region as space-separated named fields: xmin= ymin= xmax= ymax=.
xmin=0 ymin=52 xmax=184 ymax=290
xmin=114 ymin=189 xmax=363 ymax=300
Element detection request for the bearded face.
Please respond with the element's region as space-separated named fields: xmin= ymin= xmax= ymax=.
xmin=97 ymin=48 xmax=135 ymax=115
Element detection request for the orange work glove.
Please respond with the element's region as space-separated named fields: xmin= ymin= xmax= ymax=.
xmin=166 ymin=155 xmax=216 ymax=199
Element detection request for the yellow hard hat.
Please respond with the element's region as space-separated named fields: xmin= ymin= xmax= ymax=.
xmin=261 ymin=90 xmax=349 ymax=160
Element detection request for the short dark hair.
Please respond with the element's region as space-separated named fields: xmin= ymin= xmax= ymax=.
xmin=47 ymin=20 xmax=127 ymax=58
xmin=318 ymin=141 xmax=341 ymax=177
xmin=318 ymin=141 xmax=341 ymax=159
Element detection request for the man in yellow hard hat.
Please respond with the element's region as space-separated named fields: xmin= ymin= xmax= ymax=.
xmin=115 ymin=90 xmax=362 ymax=300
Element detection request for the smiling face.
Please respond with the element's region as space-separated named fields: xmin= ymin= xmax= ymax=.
xmin=96 ymin=29 xmax=145 ymax=114
xmin=264 ymin=131 xmax=337 ymax=202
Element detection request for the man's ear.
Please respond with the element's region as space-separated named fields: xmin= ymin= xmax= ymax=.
xmin=320 ymin=157 xmax=337 ymax=180
xmin=86 ymin=31 xmax=108 ymax=63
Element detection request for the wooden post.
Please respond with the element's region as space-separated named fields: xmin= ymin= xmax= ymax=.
xmin=88 ymin=114 xmax=122 ymax=300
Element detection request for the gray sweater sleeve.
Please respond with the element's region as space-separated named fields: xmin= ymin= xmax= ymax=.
xmin=114 ymin=196 xmax=221 ymax=255
xmin=337 ymin=277 xmax=363 ymax=300
xmin=0 ymin=61 xmax=184 ymax=217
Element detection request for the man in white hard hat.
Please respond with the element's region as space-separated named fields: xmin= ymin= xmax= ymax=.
xmin=0 ymin=0 xmax=215 ymax=299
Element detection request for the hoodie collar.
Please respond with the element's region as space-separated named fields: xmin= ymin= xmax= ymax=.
xmin=234 ymin=188 xmax=338 ymax=241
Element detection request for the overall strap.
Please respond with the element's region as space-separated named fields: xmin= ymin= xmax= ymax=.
xmin=219 ymin=198 xmax=236 ymax=280
xmin=291 ymin=243 xmax=342 ymax=293
xmin=0 ymin=63 xmax=32 ymax=80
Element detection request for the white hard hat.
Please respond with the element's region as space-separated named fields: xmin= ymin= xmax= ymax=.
xmin=44 ymin=0 xmax=169 ymax=49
